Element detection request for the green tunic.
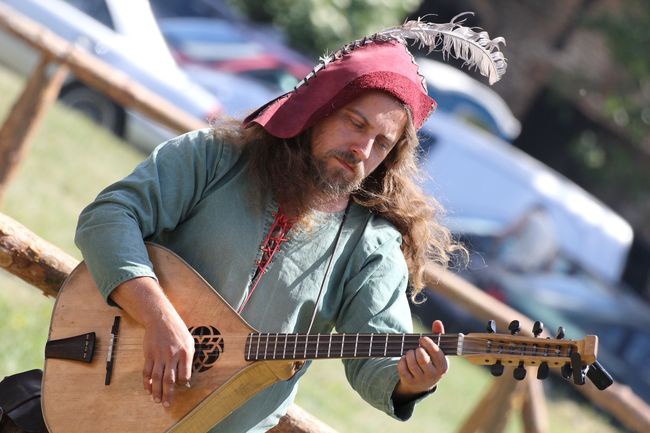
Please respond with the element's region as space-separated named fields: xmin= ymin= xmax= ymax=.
xmin=75 ymin=129 xmax=421 ymax=432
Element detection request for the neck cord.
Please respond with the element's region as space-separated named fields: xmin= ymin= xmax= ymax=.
xmin=306 ymin=201 xmax=351 ymax=335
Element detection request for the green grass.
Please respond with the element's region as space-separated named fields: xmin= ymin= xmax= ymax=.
xmin=0 ymin=64 xmax=624 ymax=433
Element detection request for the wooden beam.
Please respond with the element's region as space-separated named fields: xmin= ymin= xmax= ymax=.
xmin=270 ymin=406 xmax=338 ymax=433
xmin=0 ymin=3 xmax=207 ymax=135
xmin=0 ymin=57 xmax=68 ymax=203
xmin=424 ymin=262 xmax=546 ymax=337
xmin=0 ymin=212 xmax=77 ymax=297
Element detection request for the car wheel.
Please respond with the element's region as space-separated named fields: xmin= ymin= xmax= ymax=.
xmin=59 ymin=83 xmax=125 ymax=136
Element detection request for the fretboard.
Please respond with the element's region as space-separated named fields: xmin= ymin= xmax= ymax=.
xmin=244 ymin=332 xmax=463 ymax=361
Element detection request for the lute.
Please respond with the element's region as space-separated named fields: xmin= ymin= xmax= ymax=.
xmin=42 ymin=243 xmax=611 ymax=433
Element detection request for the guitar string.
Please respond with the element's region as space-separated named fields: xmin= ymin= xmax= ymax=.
xmin=96 ymin=334 xmax=567 ymax=348
xmin=88 ymin=340 xmax=569 ymax=359
xmin=104 ymin=333 xmax=564 ymax=343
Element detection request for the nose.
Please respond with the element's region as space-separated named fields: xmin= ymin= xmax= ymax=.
xmin=349 ymin=136 xmax=374 ymax=160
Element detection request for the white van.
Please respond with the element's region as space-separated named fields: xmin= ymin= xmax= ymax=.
xmin=419 ymin=110 xmax=633 ymax=284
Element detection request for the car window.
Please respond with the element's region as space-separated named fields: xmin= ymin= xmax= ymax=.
xmin=62 ymin=0 xmax=115 ymax=30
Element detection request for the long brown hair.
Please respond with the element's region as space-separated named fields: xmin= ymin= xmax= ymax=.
xmin=212 ymin=111 xmax=463 ymax=301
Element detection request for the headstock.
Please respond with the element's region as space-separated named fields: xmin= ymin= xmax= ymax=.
xmin=459 ymin=320 xmax=612 ymax=389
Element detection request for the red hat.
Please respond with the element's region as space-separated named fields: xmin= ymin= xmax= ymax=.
xmin=243 ymin=16 xmax=507 ymax=138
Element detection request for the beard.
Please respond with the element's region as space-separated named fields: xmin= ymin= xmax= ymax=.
xmin=310 ymin=149 xmax=364 ymax=198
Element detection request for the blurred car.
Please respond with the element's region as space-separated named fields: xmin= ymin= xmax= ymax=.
xmin=0 ymin=0 xmax=222 ymax=152
xmin=418 ymin=111 xmax=632 ymax=284
xmin=158 ymin=17 xmax=313 ymax=93
xmin=417 ymin=57 xmax=521 ymax=142
xmin=182 ymin=64 xmax=280 ymax=120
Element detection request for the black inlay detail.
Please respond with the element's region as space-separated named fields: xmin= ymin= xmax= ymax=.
xmin=190 ymin=326 xmax=224 ymax=372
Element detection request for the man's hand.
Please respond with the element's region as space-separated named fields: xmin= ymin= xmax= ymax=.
xmin=392 ymin=320 xmax=448 ymax=404
xmin=110 ymin=277 xmax=195 ymax=408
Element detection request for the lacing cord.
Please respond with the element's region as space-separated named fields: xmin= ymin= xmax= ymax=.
xmin=238 ymin=210 xmax=292 ymax=314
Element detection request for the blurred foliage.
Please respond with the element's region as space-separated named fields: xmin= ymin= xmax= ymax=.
xmin=227 ymin=0 xmax=421 ymax=56
xmin=585 ymin=0 xmax=650 ymax=146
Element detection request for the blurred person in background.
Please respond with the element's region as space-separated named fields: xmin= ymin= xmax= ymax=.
xmin=74 ymin=17 xmax=505 ymax=433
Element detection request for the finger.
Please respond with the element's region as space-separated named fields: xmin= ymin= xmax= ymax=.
xmin=432 ymin=319 xmax=445 ymax=335
xmin=162 ymin=361 xmax=177 ymax=407
xmin=404 ymin=349 xmax=425 ymax=377
xmin=414 ymin=346 xmax=433 ymax=372
xmin=419 ymin=337 xmax=449 ymax=376
xmin=397 ymin=356 xmax=414 ymax=382
xmin=151 ymin=362 xmax=164 ymax=403
xmin=143 ymin=358 xmax=154 ymax=394
xmin=177 ymin=350 xmax=193 ymax=387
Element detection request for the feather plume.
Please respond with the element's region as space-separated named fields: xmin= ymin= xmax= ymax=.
xmin=375 ymin=13 xmax=507 ymax=85
xmin=306 ymin=13 xmax=507 ymax=87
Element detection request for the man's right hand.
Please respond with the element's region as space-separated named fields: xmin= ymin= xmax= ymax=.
xmin=110 ymin=277 xmax=195 ymax=407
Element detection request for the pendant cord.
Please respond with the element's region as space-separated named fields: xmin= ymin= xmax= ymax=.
xmin=306 ymin=201 xmax=351 ymax=335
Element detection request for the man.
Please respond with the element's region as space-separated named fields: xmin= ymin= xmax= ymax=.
xmin=75 ymin=18 xmax=506 ymax=433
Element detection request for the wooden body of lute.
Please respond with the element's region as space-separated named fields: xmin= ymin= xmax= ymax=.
xmin=42 ymin=244 xmax=301 ymax=433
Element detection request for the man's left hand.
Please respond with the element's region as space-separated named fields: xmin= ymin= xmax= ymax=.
xmin=392 ymin=320 xmax=448 ymax=403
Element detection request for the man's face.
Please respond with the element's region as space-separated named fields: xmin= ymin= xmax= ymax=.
xmin=310 ymin=91 xmax=407 ymax=196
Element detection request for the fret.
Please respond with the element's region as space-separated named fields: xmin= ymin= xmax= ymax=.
xmin=400 ymin=334 xmax=405 ymax=356
xmin=264 ymin=334 xmax=270 ymax=360
xmin=340 ymin=334 xmax=345 ymax=357
xmin=437 ymin=333 xmax=441 ymax=346
xmin=256 ymin=334 xmax=261 ymax=360
xmin=247 ymin=334 xmax=253 ymax=360
xmin=354 ymin=333 xmax=359 ymax=357
xmin=273 ymin=333 xmax=279 ymax=359
xmin=383 ymin=334 xmax=388 ymax=357
xmin=368 ymin=334 xmax=373 ymax=356
xmin=328 ymin=334 xmax=332 ymax=358
xmin=293 ymin=334 xmax=298 ymax=359
xmin=303 ymin=335 xmax=308 ymax=358
xmin=315 ymin=333 xmax=320 ymax=358
xmin=283 ymin=333 xmax=288 ymax=359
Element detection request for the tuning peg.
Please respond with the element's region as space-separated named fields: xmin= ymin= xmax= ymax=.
xmin=586 ymin=361 xmax=614 ymax=390
xmin=561 ymin=362 xmax=572 ymax=380
xmin=556 ymin=326 xmax=565 ymax=339
xmin=570 ymin=352 xmax=587 ymax=385
xmin=536 ymin=362 xmax=550 ymax=380
xmin=532 ymin=321 xmax=544 ymax=337
xmin=490 ymin=361 xmax=504 ymax=377
xmin=508 ymin=320 xmax=520 ymax=335
xmin=513 ymin=361 xmax=527 ymax=380
xmin=486 ymin=320 xmax=496 ymax=334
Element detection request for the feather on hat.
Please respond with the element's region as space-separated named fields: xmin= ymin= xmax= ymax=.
xmin=243 ymin=13 xmax=507 ymax=137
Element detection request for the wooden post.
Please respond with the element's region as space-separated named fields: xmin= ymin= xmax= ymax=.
xmin=521 ymin=377 xmax=549 ymax=433
xmin=0 ymin=56 xmax=68 ymax=203
xmin=456 ymin=373 xmax=523 ymax=433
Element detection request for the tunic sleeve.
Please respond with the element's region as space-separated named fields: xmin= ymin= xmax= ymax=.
xmin=74 ymin=129 xmax=226 ymax=302
xmin=336 ymin=232 xmax=425 ymax=420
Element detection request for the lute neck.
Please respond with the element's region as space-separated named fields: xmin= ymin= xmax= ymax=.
xmin=244 ymin=332 xmax=462 ymax=361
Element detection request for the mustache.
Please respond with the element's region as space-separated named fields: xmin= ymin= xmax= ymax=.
xmin=330 ymin=150 xmax=362 ymax=171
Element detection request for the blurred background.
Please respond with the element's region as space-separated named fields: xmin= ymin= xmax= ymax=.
xmin=0 ymin=0 xmax=648 ymax=432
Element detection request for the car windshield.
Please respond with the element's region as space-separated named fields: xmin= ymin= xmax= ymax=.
xmin=161 ymin=22 xmax=262 ymax=61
